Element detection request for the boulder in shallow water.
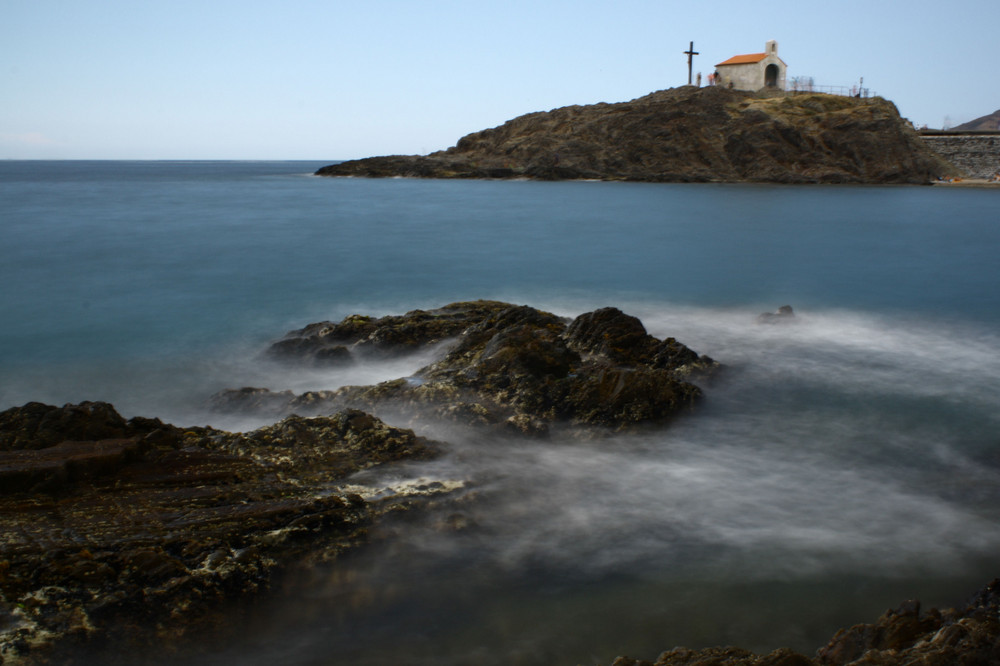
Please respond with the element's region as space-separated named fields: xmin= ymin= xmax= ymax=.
xmin=252 ymin=301 xmax=720 ymax=433
xmin=207 ymin=386 xmax=296 ymax=415
xmin=757 ymin=305 xmax=796 ymax=324
xmin=566 ymin=307 xmax=718 ymax=377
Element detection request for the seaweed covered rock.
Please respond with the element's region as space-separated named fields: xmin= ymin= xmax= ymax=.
xmin=214 ymin=409 xmax=438 ymax=481
xmin=0 ymin=401 xmax=441 ymax=664
xmin=608 ymin=580 xmax=1000 ymax=665
xmin=814 ymin=582 xmax=1000 ymax=665
xmin=565 ymin=307 xmax=653 ymax=362
xmin=225 ymin=301 xmax=720 ymax=433
xmin=565 ymin=307 xmax=718 ymax=377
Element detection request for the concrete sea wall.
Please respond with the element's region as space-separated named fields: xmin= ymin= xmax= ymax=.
xmin=919 ymin=132 xmax=1000 ymax=179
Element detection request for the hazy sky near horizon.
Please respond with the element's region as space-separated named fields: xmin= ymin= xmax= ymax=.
xmin=2 ymin=0 xmax=997 ymax=160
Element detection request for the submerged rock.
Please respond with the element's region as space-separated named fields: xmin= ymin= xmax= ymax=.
xmin=757 ymin=305 xmax=796 ymax=324
xmin=0 ymin=401 xmax=441 ymax=663
xmin=225 ymin=301 xmax=721 ymax=433
xmin=206 ymin=386 xmax=297 ymax=416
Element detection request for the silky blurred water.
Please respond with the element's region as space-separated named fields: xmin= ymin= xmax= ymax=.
xmin=1 ymin=161 xmax=999 ymax=664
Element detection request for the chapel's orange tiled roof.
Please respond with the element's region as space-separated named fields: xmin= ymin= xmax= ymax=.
xmin=716 ymin=52 xmax=767 ymax=66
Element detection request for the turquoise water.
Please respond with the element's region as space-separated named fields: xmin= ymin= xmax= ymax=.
xmin=3 ymin=161 xmax=998 ymax=369
xmin=2 ymin=161 xmax=1000 ymax=664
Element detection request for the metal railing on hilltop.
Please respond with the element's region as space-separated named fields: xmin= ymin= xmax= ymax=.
xmin=785 ymin=83 xmax=876 ymax=98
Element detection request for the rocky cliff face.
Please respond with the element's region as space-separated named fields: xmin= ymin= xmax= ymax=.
xmin=317 ymin=87 xmax=957 ymax=184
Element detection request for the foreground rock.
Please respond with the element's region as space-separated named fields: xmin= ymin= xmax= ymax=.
xmin=216 ymin=301 xmax=721 ymax=434
xmin=0 ymin=401 xmax=440 ymax=664
xmin=316 ymin=87 xmax=957 ymax=184
xmin=610 ymin=580 xmax=1000 ymax=665
xmin=4 ymin=330 xmax=999 ymax=665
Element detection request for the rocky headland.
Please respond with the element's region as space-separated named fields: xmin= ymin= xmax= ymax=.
xmin=316 ymin=86 xmax=958 ymax=184
xmin=2 ymin=301 xmax=998 ymax=664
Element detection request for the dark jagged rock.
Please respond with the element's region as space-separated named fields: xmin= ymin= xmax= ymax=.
xmin=608 ymin=579 xmax=1000 ymax=665
xmin=565 ymin=307 xmax=654 ymax=362
xmin=0 ymin=400 xmax=133 ymax=451
xmin=213 ymin=409 xmax=438 ymax=481
xmin=565 ymin=307 xmax=714 ymax=377
xmin=813 ymin=582 xmax=1000 ymax=665
xmin=0 ymin=401 xmax=442 ymax=664
xmin=266 ymin=300 xmax=515 ymax=364
xmin=316 ymin=87 xmax=958 ymax=185
xmin=232 ymin=302 xmax=720 ymax=433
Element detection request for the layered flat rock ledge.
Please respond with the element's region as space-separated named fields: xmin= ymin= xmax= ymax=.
xmin=0 ymin=401 xmax=443 ymax=663
xmin=3 ymin=301 xmax=998 ymax=663
xmin=316 ymin=86 xmax=958 ymax=185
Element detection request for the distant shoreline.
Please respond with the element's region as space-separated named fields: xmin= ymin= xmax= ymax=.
xmin=932 ymin=178 xmax=1000 ymax=188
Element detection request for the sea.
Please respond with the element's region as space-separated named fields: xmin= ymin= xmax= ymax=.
xmin=2 ymin=160 xmax=999 ymax=665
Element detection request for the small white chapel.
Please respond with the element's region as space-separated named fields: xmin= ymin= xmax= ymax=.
xmin=713 ymin=40 xmax=787 ymax=92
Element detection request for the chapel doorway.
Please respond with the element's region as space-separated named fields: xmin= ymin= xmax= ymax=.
xmin=765 ymin=64 xmax=779 ymax=88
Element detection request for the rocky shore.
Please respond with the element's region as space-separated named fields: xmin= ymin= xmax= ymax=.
xmin=0 ymin=301 xmax=720 ymax=663
xmin=1 ymin=301 xmax=997 ymax=664
xmin=0 ymin=401 xmax=443 ymax=664
xmin=316 ymin=86 xmax=958 ymax=184
xmin=611 ymin=582 xmax=1000 ymax=665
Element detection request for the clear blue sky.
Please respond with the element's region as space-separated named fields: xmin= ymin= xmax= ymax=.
xmin=2 ymin=0 xmax=997 ymax=160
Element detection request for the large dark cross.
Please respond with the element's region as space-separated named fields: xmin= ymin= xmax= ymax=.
xmin=683 ymin=41 xmax=699 ymax=85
